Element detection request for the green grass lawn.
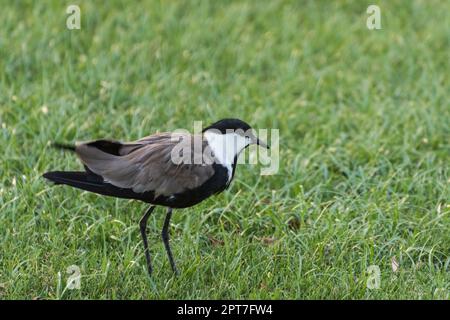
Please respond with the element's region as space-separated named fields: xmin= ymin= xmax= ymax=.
xmin=0 ymin=0 xmax=449 ymax=299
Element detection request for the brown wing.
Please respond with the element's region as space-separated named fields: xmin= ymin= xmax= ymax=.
xmin=74 ymin=133 xmax=215 ymax=197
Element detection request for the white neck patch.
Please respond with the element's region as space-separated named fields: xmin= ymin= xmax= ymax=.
xmin=204 ymin=131 xmax=249 ymax=181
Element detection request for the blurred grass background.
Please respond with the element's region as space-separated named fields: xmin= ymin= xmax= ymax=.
xmin=0 ymin=0 xmax=449 ymax=299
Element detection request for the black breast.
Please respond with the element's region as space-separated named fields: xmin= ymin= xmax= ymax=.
xmin=147 ymin=164 xmax=230 ymax=208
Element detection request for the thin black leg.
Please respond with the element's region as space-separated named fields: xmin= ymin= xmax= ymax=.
xmin=139 ymin=206 xmax=155 ymax=276
xmin=162 ymin=208 xmax=179 ymax=275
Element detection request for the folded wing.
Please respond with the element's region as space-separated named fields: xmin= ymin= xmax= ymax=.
xmin=75 ymin=133 xmax=215 ymax=197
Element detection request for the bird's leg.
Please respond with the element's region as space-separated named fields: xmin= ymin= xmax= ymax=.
xmin=162 ymin=207 xmax=179 ymax=275
xmin=139 ymin=206 xmax=155 ymax=276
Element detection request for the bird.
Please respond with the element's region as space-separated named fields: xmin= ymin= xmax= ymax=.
xmin=43 ymin=118 xmax=269 ymax=276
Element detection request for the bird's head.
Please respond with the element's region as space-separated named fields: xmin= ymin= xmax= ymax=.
xmin=203 ymin=118 xmax=269 ymax=162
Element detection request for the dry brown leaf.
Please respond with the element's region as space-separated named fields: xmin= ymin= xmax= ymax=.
xmin=258 ymin=236 xmax=277 ymax=245
xmin=391 ymin=256 xmax=399 ymax=272
xmin=208 ymin=235 xmax=224 ymax=247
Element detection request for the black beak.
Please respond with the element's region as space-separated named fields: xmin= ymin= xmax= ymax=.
xmin=256 ymin=138 xmax=270 ymax=149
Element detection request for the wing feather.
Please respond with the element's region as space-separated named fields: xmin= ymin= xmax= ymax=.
xmin=75 ymin=133 xmax=215 ymax=197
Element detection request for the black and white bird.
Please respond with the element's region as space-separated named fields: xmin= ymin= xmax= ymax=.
xmin=43 ymin=118 xmax=269 ymax=276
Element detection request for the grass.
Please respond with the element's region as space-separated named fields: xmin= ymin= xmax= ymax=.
xmin=0 ymin=0 xmax=449 ymax=299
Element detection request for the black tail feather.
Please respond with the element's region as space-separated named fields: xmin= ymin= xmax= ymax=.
xmin=43 ymin=170 xmax=102 ymax=185
xmin=42 ymin=171 xmax=151 ymax=202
